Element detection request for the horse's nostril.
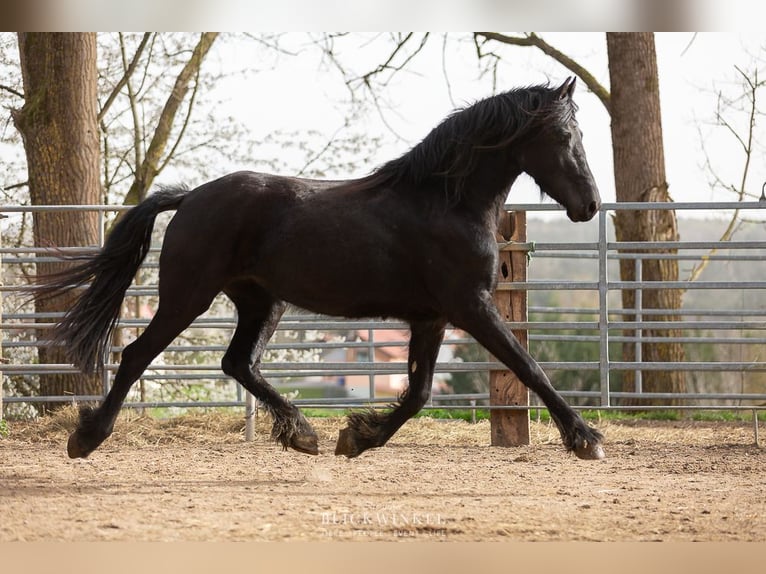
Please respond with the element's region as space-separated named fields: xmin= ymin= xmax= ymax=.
xmin=588 ymin=201 xmax=599 ymax=215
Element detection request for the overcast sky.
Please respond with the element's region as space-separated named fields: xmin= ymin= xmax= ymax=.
xmin=3 ymin=32 xmax=765 ymax=214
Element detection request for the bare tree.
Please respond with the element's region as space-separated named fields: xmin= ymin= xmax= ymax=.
xmin=689 ymin=65 xmax=766 ymax=283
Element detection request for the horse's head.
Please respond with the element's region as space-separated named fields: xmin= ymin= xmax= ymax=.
xmin=517 ymin=78 xmax=601 ymax=222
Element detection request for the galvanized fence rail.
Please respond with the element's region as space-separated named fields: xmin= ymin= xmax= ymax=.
xmin=1 ymin=200 xmax=765 ymax=428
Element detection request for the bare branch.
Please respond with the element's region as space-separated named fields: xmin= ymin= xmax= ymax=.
xmin=679 ymin=33 xmax=698 ymax=57
xmin=474 ymin=32 xmax=611 ymax=112
xmin=353 ymin=32 xmax=430 ymax=90
xmin=157 ymin=62 xmax=202 ymax=175
xmin=313 ymin=33 xmax=357 ymax=103
xmin=119 ymin=32 xmax=145 ymax=180
xmin=104 ymin=143 xmax=136 ymax=191
xmin=0 ymin=84 xmax=23 ymax=99
xmin=441 ymin=33 xmax=457 ymax=107
xmin=2 ymin=180 xmax=28 ymax=191
xmin=687 ymin=66 xmax=761 ymax=283
xmin=242 ymin=33 xmax=298 ymax=56
xmin=715 ymin=92 xmax=749 ymax=153
xmin=361 ymin=32 xmax=413 ymax=83
xmin=98 ymin=32 xmax=151 ymax=123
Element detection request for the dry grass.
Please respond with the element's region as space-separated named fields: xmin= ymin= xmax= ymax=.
xmin=1 ymin=406 xmax=759 ymax=451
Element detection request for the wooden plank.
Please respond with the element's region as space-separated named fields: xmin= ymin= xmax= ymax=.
xmin=490 ymin=210 xmax=530 ymax=446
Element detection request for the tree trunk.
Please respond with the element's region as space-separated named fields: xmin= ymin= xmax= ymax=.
xmin=13 ymin=33 xmax=102 ymax=408
xmin=606 ymin=33 xmax=686 ymax=405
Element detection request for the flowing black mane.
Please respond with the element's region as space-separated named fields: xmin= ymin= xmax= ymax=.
xmin=354 ymin=84 xmax=576 ymax=196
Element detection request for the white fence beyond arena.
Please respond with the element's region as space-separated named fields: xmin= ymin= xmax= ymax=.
xmin=1 ymin=200 xmax=765 ymax=425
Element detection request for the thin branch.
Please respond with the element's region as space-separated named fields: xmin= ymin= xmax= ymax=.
xmin=471 ymin=34 xmax=501 ymax=92
xmin=119 ymin=32 xmax=145 ymax=180
xmin=98 ymin=32 xmax=151 ymax=123
xmin=687 ymin=67 xmax=760 ymax=283
xmin=733 ymin=67 xmax=757 ymax=201
xmin=104 ymin=145 xmax=135 ymax=191
xmin=296 ymin=122 xmax=348 ymax=177
xmin=474 ymin=32 xmax=611 ymax=112
xmin=157 ymin=62 xmax=202 ymax=175
xmin=314 ymin=33 xmax=356 ymax=102
xmin=3 ymin=180 xmax=28 ymax=191
xmin=167 ymin=136 xmax=218 ymax=158
xmin=715 ymin=93 xmax=750 ymax=153
xmin=679 ymin=33 xmax=698 ymax=57
xmin=124 ymin=32 xmax=219 ymax=205
xmin=242 ymin=33 xmax=298 ymax=56
xmin=360 ymin=32 xmax=413 ymax=84
xmin=441 ymin=33 xmax=457 ymax=107
xmin=134 ymin=33 xmax=157 ymax=96
xmin=355 ymin=32 xmax=430 ymax=90
xmin=0 ymin=84 xmax=24 ymax=99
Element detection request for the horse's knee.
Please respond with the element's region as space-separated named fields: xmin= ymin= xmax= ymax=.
xmin=221 ymin=355 xmax=236 ymax=378
xmin=117 ymin=339 xmax=155 ymax=382
xmin=221 ymin=354 xmax=252 ymax=380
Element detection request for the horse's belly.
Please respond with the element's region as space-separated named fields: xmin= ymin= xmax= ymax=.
xmin=259 ymin=260 xmax=436 ymax=321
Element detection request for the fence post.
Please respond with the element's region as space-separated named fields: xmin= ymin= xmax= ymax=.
xmin=245 ymin=392 xmax=256 ymax=442
xmin=598 ymin=207 xmax=611 ymax=406
xmin=490 ymin=210 xmax=530 ymax=446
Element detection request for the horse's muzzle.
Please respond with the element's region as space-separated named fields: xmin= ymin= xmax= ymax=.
xmin=568 ymin=199 xmax=600 ymax=222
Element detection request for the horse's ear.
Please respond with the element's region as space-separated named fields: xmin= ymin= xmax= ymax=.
xmin=558 ymin=77 xmax=577 ymax=100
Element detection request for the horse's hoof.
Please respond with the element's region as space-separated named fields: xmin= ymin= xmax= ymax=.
xmin=67 ymin=431 xmax=89 ymax=459
xmin=289 ymin=433 xmax=319 ymax=456
xmin=334 ymin=426 xmax=362 ymax=458
xmin=574 ymin=441 xmax=606 ymax=460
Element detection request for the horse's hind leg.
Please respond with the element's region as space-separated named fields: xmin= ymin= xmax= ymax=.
xmin=222 ymin=282 xmax=318 ymax=455
xmin=67 ymin=290 xmax=218 ymax=458
xmin=451 ymin=290 xmax=605 ymax=460
xmin=335 ymin=319 xmax=446 ymax=458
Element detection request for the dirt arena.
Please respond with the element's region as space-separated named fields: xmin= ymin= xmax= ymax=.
xmin=1 ymin=409 xmax=763 ymax=541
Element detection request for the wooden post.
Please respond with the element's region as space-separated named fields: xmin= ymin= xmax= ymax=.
xmin=490 ymin=210 xmax=530 ymax=446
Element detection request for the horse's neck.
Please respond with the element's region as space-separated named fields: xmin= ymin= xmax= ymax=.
xmin=457 ymin=157 xmax=520 ymax=218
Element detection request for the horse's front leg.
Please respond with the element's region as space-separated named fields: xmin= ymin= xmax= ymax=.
xmin=452 ymin=290 xmax=605 ymax=460
xmin=335 ymin=320 xmax=446 ymax=458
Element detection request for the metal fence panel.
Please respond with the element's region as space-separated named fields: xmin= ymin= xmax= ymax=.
xmin=2 ymin=200 xmax=765 ymax=417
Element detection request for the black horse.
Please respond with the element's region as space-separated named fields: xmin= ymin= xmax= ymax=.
xmin=35 ymin=77 xmax=604 ymax=460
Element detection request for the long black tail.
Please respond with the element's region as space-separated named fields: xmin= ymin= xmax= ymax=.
xmin=32 ymin=186 xmax=189 ymax=375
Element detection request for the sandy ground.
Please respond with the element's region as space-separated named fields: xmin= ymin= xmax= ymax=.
xmin=1 ymin=410 xmax=764 ymax=541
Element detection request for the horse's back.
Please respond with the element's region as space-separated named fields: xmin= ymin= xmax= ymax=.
xmin=165 ymin=170 xmax=333 ymax=239
xmin=157 ymin=170 xmax=366 ymax=287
